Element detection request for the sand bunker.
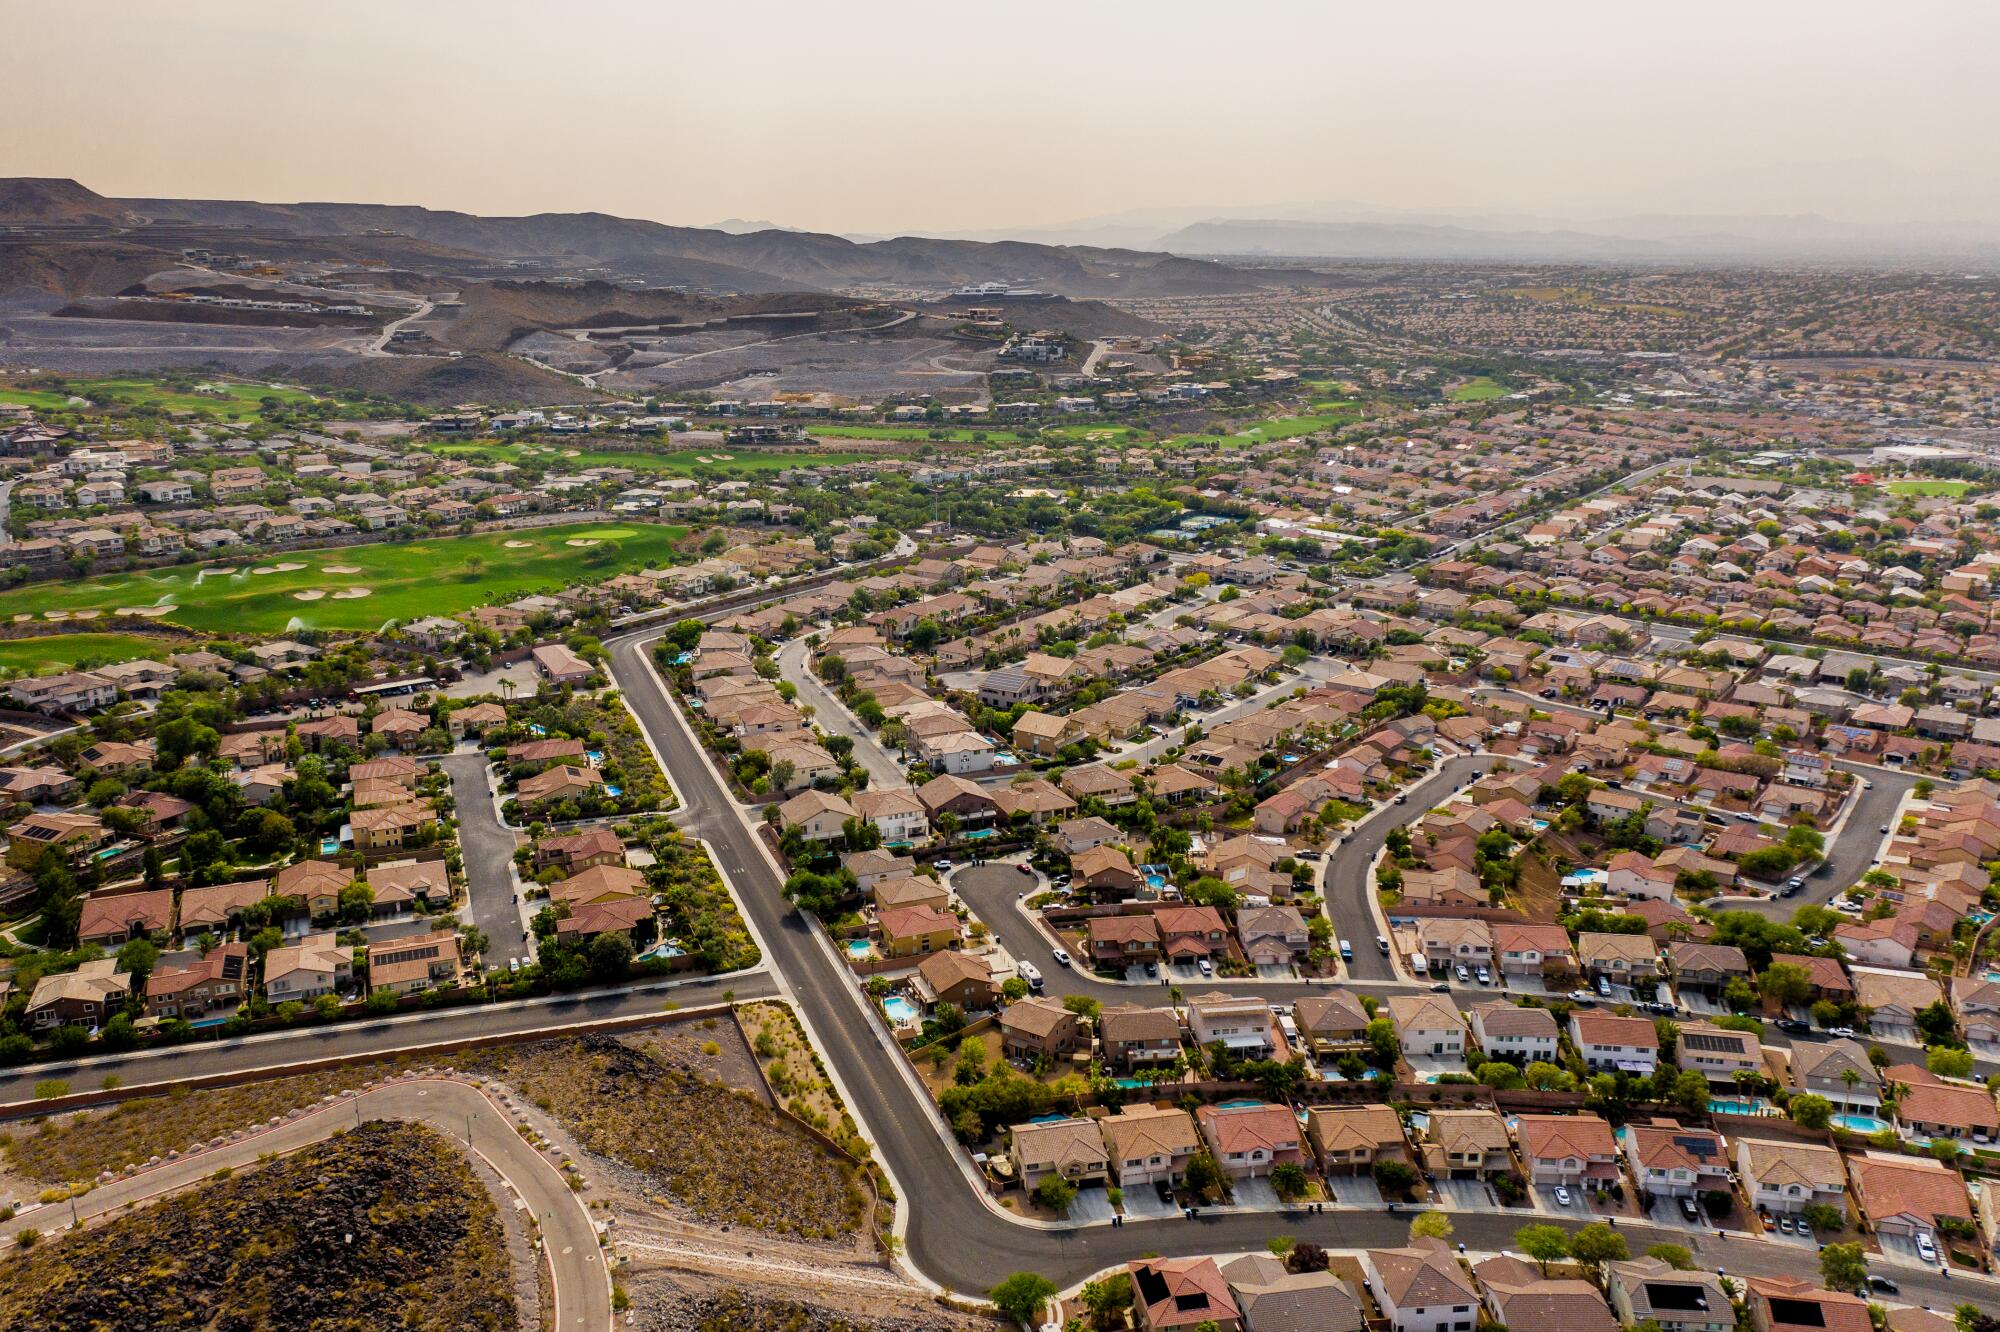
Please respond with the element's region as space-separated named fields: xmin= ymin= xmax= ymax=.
xmin=332 ymin=587 xmax=372 ymax=599
xmin=115 ymin=606 xmax=174 ymax=618
xmin=504 ymin=540 xmax=534 ymax=549
xmin=251 ymin=566 xmax=277 ymax=575
xmin=43 ymin=611 xmax=69 ymax=621
xmin=273 ymin=562 xmax=307 ymax=573
xmin=293 ymin=590 xmax=326 ymax=601
xmin=12 ymin=615 xmax=33 ymax=624
xmin=71 ymin=609 xmax=101 ymax=620
xmin=322 ymin=564 xmax=362 ymax=575
xmin=565 ymin=539 xmax=601 ymax=547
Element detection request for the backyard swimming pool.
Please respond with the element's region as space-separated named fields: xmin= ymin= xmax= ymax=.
xmin=1834 ymin=1113 xmax=1888 ymax=1134
xmin=845 ymin=939 xmax=873 ymax=959
xmin=882 ymin=995 xmax=920 ymax=1025
xmin=962 ymin=827 xmax=996 ymax=840
xmin=1710 ymin=1097 xmax=1773 ymax=1116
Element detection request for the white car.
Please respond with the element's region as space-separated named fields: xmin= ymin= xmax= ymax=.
xmin=1015 ymin=961 xmax=1043 ymax=991
xmin=1197 ymin=958 xmax=1214 ymax=977
xmin=1553 ymin=1185 xmax=1573 ymax=1206
xmin=1050 ymin=948 xmax=1072 ymax=968
xmin=1916 ymin=1233 xmax=1938 ymax=1264
xmin=932 ymin=859 xmax=953 ymax=873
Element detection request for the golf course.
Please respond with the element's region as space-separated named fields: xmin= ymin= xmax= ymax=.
xmin=0 ymin=523 xmax=687 ymax=636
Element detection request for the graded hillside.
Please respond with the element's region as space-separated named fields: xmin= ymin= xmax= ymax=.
xmin=0 ymin=1121 xmax=515 ymax=1332
xmin=441 ymin=279 xmax=858 ymax=353
xmin=286 ymin=347 xmax=603 ymax=407
xmin=917 ymin=294 xmax=1162 ymax=339
xmin=0 ymin=177 xmax=143 ymax=227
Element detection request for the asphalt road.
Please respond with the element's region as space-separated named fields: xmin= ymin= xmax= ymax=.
xmin=0 ymin=972 xmax=771 ymax=1108
xmin=599 ymin=629 xmax=1998 ymax=1307
xmin=0 ymin=1078 xmax=608 ymax=1331
xmin=445 ymin=750 xmax=536 ymax=969
xmin=776 ymin=637 xmax=907 ymax=789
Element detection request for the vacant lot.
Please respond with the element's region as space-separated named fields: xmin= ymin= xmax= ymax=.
xmin=0 ymin=522 xmax=688 ymax=635
xmin=0 ymin=632 xmax=175 ymax=675
xmin=463 ymin=1033 xmax=866 ymax=1240
xmin=0 ymin=1122 xmax=514 ymax=1332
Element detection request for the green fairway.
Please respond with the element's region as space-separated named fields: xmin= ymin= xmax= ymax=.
xmin=1041 ymin=423 xmax=1148 ymax=445
xmin=0 ymin=376 xmax=320 ymax=420
xmin=0 ymin=523 xmax=688 ymax=635
xmin=0 ymin=633 xmax=174 ymax=675
xmin=1447 ymin=376 xmax=1509 ymax=402
xmin=807 ymin=424 xmax=1033 ymax=444
xmin=1172 ymin=406 xmax=1359 ymax=449
xmin=1882 ymin=479 xmax=1973 ymax=497
xmin=418 ymin=438 xmax=876 ymax=476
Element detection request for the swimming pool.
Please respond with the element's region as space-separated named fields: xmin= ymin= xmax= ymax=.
xmin=962 ymin=827 xmax=996 ymax=840
xmin=636 ymin=940 xmax=684 ymax=962
xmin=1709 ymin=1097 xmax=1772 ymax=1116
xmin=320 ymin=838 xmax=340 ymax=855
xmin=1145 ymin=873 xmax=1167 ymax=892
xmin=844 ymin=939 xmax=873 ymax=959
xmin=882 ymin=995 xmax=920 ymax=1025
xmin=1834 ymin=1113 xmax=1887 ymax=1134
xmin=604 ymin=784 xmax=624 ymax=797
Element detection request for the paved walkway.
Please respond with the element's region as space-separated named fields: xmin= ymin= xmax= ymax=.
xmin=0 ymin=1077 xmax=608 ymax=1331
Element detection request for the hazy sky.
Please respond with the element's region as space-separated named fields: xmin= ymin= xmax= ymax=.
xmin=7 ymin=0 xmax=1999 ymax=234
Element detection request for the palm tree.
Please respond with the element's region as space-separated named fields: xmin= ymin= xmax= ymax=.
xmin=1841 ymin=1067 xmax=1862 ymax=1117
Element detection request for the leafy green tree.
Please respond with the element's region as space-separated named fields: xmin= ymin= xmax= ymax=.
xmin=1645 ymin=1243 xmax=1695 ymax=1270
xmin=1184 ymin=1151 xmax=1224 ymax=1202
xmin=1818 ymin=1241 xmax=1867 ymax=1293
xmin=989 ymin=1272 xmax=1057 ymax=1326
xmin=1373 ymin=1159 xmax=1418 ymax=1196
xmin=1789 ymin=1093 xmax=1833 ymax=1129
xmin=1929 ymin=1046 xmax=1975 ymax=1079
xmin=1569 ymin=1222 xmax=1628 ymax=1274
xmin=1759 ymin=962 xmax=1813 ymax=1009
xmin=1515 ymin=1224 xmax=1569 ymax=1274
xmin=1409 ymin=1211 xmax=1453 ymax=1240
xmin=1078 ymin=1273 xmax=1133 ymax=1330
xmin=1271 ymin=1161 xmax=1311 ymax=1201
xmin=1031 ymin=1174 xmax=1077 ymax=1214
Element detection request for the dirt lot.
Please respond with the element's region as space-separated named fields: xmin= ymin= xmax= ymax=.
xmin=627 ymin=1267 xmax=997 ymax=1332
xmin=607 ymin=328 xmax=996 ymax=403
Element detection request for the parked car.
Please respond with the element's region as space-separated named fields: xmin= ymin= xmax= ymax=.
xmin=1144 ymin=961 xmax=1159 ymax=979
xmin=1475 ymin=966 xmax=1491 ymax=985
xmin=1430 ymin=982 xmax=1451 ymax=994
xmin=1680 ymin=1196 xmax=1700 ymax=1222
xmin=932 ymin=859 xmax=953 ymax=873
xmin=1376 ymin=935 xmax=1391 ymax=954
xmin=1827 ymin=1026 xmax=1858 ymax=1039
xmin=1783 ymin=876 xmax=1805 ymax=895
xmin=1567 ymin=989 xmax=1597 ymax=1005
xmin=1776 ymin=1215 xmax=1793 ymax=1234
xmin=1196 ymin=958 xmax=1213 ymax=978
xmin=1862 ymin=779 xmax=1875 ymax=790
xmin=1393 ymin=793 xmax=1407 ymax=805
xmin=1878 ymin=825 xmax=1891 ymax=835
xmin=1338 ymin=939 xmax=1354 ymax=961
xmin=1553 ymin=1185 xmax=1572 ymax=1206
xmin=1296 ymin=849 xmax=1321 ymax=862
xmin=1867 ymin=1275 xmax=1899 ymax=1295
xmin=1155 ymin=1178 xmax=1175 ymax=1205
xmin=1596 ymin=975 xmax=1612 ymax=997
xmin=1916 ymin=1233 xmax=1938 ymax=1264
xmin=1050 ymin=948 xmax=1071 ymax=968
xmin=1775 ymin=1018 xmax=1809 ymax=1034
xmin=1016 ymin=863 xmax=1035 ymax=875
xmin=1454 ymin=963 xmax=1471 ymax=983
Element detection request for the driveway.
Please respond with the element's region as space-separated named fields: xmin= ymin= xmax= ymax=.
xmin=1121 ymin=1183 xmax=1181 ymax=1221
xmin=1229 ymin=1176 xmax=1283 ymax=1211
xmin=1644 ymin=1195 xmax=1708 ymax=1234
xmin=1323 ymin=1175 xmax=1384 ymax=1208
xmin=1537 ymin=1184 xmax=1594 ymax=1218
xmin=1067 ymin=1185 xmax=1116 ymax=1224
xmin=1871 ymin=1022 xmax=1919 ymax=1046
xmin=1434 ymin=1178 xmax=1498 ymax=1210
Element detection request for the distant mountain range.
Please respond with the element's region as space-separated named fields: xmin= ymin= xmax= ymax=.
xmin=0 ymin=179 xmax=1333 ymax=299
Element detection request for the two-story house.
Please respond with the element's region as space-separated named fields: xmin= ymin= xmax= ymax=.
xmin=1517 ymin=1112 xmax=1620 ymax=1189
xmin=1306 ymin=1105 xmax=1410 ymax=1177
xmin=1569 ymin=1011 xmax=1660 ymax=1074
xmin=1195 ymin=1101 xmax=1302 ymax=1180
xmin=1099 ymin=1104 xmax=1201 ymax=1188
xmin=1622 ymin=1120 xmax=1729 ymax=1200
xmin=1097 ymin=1005 xmax=1183 ymax=1072
xmin=1467 ymin=1002 xmax=1558 ymax=1065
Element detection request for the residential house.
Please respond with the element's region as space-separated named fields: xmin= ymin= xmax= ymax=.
xmin=1890 ymin=1068 xmax=2000 ymax=1142
xmin=876 ymin=904 xmax=959 ymax=958
xmin=1186 ymin=991 xmax=1280 ymax=1058
xmin=1421 ymin=1109 xmax=1512 ymax=1178
xmin=1306 ymin=1105 xmax=1410 ymax=1177
xmin=1099 ymin=1103 xmax=1201 ymax=1187
xmin=1222 ymin=1256 xmax=1363 ymax=1332
xmin=1360 ymin=1237 xmax=1481 ymax=1332
xmin=1623 ymin=1119 xmax=1729 ymax=1200
xmin=1236 ymin=905 xmax=1310 ymax=966
xmin=1569 ymin=1011 xmax=1660 ymax=1074
xmin=912 ymin=950 xmax=998 ymax=1012
xmin=1292 ymin=990 xmax=1371 ymax=1057
xmin=1008 ymin=1116 xmax=1108 ymax=1191
xmin=1516 ymin=1112 xmax=1620 ymax=1189
xmin=1097 ymin=1004 xmax=1183 ymax=1072
xmin=1736 ymin=1138 xmax=1848 ymax=1216
xmin=1467 ymin=1001 xmax=1559 ymax=1064
xmin=143 ymin=942 xmax=249 ymax=1020
xmin=263 ymin=932 xmax=352 ymax=1002
xmin=1743 ymin=1278 xmax=1871 ymax=1332
xmin=25 ymin=958 xmax=131 ymax=1032
xmin=997 ymin=995 xmax=1084 ymax=1061
xmin=1386 ymin=993 xmax=1463 ymax=1060
xmin=1667 ymin=941 xmax=1751 ymax=996
xmin=1195 ymin=1101 xmax=1303 ymax=1179
xmin=1471 ymin=1255 xmax=1617 ymax=1332
xmin=1578 ymin=931 xmax=1661 ymax=985
xmin=76 ymin=888 xmax=173 ymax=946
xmin=1787 ymin=1039 xmax=1881 ymax=1114
xmin=776 ymin=789 xmax=856 ymax=843
xmin=1089 ymin=914 xmax=1162 ymax=968
xmin=1847 ymin=1152 xmax=1974 ymax=1242
xmin=1675 ymin=1022 xmax=1763 ymax=1082
xmin=1129 ymin=1257 xmax=1242 ymax=1332
xmin=1491 ymin=922 xmax=1576 ymax=982
xmin=1604 ymin=1259 xmax=1731 ymax=1332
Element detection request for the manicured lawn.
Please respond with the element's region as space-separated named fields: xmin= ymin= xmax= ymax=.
xmin=0 ymin=632 xmax=172 ymax=675
xmin=418 ymin=438 xmax=876 ymax=476
xmin=1448 ymin=376 xmax=1509 ymax=402
xmin=1040 ymin=423 xmax=1148 ymax=444
xmin=0 ymin=376 xmax=320 ymax=419
xmin=0 ymin=523 xmax=688 ymax=635
xmin=1883 ymin=479 xmax=1974 ymax=497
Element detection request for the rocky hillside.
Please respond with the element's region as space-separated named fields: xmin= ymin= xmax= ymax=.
xmin=0 ymin=1121 xmax=515 ymax=1332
